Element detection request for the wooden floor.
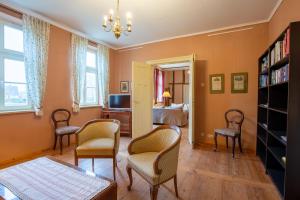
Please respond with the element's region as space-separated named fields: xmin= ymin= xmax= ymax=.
xmin=1 ymin=127 xmax=280 ymax=200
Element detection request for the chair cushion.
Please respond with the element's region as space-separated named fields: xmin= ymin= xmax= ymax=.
xmin=76 ymin=138 xmax=114 ymax=156
xmin=127 ymin=152 xmax=160 ymax=185
xmin=215 ymin=128 xmax=240 ymax=137
xmin=56 ymin=126 xmax=80 ymax=135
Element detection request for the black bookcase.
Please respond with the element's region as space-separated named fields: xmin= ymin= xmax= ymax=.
xmin=257 ymin=22 xmax=300 ymax=200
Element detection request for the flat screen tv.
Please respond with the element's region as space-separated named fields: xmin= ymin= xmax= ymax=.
xmin=108 ymin=94 xmax=131 ymax=109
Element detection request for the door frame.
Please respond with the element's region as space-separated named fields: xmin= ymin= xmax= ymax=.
xmin=146 ymin=54 xmax=196 ymax=146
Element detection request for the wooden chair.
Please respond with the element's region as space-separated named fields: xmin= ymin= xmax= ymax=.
xmin=75 ymin=119 xmax=120 ymax=180
xmin=51 ymin=108 xmax=80 ymax=155
xmin=126 ymin=125 xmax=182 ymax=200
xmin=214 ymin=109 xmax=244 ymax=158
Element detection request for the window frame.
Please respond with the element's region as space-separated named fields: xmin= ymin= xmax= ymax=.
xmin=81 ymin=46 xmax=99 ymax=107
xmin=0 ymin=20 xmax=32 ymax=112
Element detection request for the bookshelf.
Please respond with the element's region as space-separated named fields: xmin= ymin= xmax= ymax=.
xmin=257 ymin=22 xmax=300 ymax=200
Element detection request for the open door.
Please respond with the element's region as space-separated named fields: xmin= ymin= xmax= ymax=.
xmin=131 ymin=61 xmax=154 ymax=138
xmin=188 ymin=57 xmax=196 ymax=146
xmin=146 ymin=54 xmax=196 ymax=146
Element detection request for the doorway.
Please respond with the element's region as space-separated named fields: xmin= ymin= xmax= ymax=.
xmin=131 ymin=54 xmax=196 ymax=146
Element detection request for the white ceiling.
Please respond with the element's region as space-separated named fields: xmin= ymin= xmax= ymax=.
xmin=1 ymin=0 xmax=280 ymax=49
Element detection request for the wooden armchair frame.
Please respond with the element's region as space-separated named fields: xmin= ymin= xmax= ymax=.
xmin=74 ymin=119 xmax=120 ymax=180
xmin=126 ymin=125 xmax=182 ymax=200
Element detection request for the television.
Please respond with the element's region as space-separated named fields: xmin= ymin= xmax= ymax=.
xmin=108 ymin=94 xmax=131 ymax=110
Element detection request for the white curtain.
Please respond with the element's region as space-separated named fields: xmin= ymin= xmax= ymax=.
xmin=23 ymin=15 xmax=50 ymax=116
xmin=96 ymin=44 xmax=110 ymax=107
xmin=71 ymin=34 xmax=88 ymax=112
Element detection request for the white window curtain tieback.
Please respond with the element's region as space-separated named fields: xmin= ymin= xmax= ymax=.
xmin=23 ymin=15 xmax=50 ymax=116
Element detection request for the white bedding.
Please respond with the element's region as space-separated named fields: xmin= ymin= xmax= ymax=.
xmin=153 ymin=107 xmax=188 ymax=126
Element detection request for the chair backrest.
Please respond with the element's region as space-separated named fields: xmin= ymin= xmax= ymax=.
xmin=77 ymin=119 xmax=121 ymax=152
xmin=225 ymin=109 xmax=244 ymax=133
xmin=51 ymin=109 xmax=71 ymax=129
xmin=131 ymin=125 xmax=181 ymax=153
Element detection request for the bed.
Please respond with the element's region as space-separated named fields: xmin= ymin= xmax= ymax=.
xmin=153 ymin=103 xmax=189 ymax=127
xmin=0 ymin=156 xmax=117 ymax=200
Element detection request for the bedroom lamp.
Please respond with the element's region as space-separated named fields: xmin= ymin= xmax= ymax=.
xmin=163 ymin=91 xmax=171 ymax=106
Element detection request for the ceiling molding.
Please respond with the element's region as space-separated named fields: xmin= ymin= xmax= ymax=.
xmin=267 ymin=0 xmax=284 ymax=21
xmin=0 ymin=0 xmax=115 ymax=49
xmin=1 ymin=0 xmax=284 ymax=50
xmin=116 ymin=19 xmax=268 ymax=50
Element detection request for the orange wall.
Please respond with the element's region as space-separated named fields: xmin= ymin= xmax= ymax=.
xmin=110 ymin=23 xmax=269 ymax=151
xmin=0 ymin=26 xmax=102 ymax=164
xmin=269 ymin=0 xmax=300 ymax=43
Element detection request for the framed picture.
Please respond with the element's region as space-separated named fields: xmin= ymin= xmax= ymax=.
xmin=120 ymin=81 xmax=129 ymax=93
xmin=231 ymin=72 xmax=248 ymax=93
xmin=209 ymin=74 xmax=225 ymax=94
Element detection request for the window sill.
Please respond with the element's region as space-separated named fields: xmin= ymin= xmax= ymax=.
xmin=0 ymin=109 xmax=35 ymax=116
xmin=80 ymin=105 xmax=101 ymax=109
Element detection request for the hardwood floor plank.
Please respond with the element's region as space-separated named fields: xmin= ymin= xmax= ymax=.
xmin=0 ymin=127 xmax=280 ymax=200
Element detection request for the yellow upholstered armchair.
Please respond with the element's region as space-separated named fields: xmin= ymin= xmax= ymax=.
xmin=75 ymin=119 xmax=120 ymax=180
xmin=126 ymin=125 xmax=182 ymax=200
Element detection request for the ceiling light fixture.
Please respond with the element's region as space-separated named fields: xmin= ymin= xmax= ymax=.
xmin=102 ymin=0 xmax=132 ymax=39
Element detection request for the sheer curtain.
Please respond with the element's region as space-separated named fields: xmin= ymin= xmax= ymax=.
xmin=96 ymin=44 xmax=109 ymax=107
xmin=71 ymin=34 xmax=88 ymax=112
xmin=154 ymin=69 xmax=164 ymax=103
xmin=23 ymin=14 xmax=50 ymax=116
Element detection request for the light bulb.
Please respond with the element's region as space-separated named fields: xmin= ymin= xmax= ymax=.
xmin=109 ymin=9 xmax=114 ymax=15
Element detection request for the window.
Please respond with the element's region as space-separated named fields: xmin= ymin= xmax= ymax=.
xmin=0 ymin=22 xmax=30 ymax=111
xmin=81 ymin=48 xmax=98 ymax=106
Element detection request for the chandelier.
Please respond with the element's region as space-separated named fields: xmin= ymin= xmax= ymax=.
xmin=102 ymin=0 xmax=132 ymax=39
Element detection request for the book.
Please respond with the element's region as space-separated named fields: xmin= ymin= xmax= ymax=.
xmin=270 ymin=64 xmax=289 ymax=85
xmin=259 ymin=75 xmax=268 ymax=88
xmin=270 ymin=29 xmax=290 ymax=66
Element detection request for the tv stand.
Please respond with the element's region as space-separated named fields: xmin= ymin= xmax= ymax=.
xmin=101 ymin=108 xmax=132 ymax=137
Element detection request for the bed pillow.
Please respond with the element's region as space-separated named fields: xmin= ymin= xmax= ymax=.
xmin=170 ymin=103 xmax=184 ymax=110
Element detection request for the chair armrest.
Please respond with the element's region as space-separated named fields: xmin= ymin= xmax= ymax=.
xmin=153 ymin=136 xmax=181 ymax=176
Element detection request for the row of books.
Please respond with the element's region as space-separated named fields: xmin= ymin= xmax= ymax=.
xmin=270 ymin=28 xmax=290 ymax=66
xmin=260 ymin=56 xmax=269 ymax=73
xmin=259 ymin=75 xmax=268 ymax=88
xmin=270 ymin=64 xmax=289 ymax=85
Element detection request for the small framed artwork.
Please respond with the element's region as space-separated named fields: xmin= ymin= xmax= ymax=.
xmin=231 ymin=72 xmax=248 ymax=93
xmin=209 ymin=74 xmax=225 ymax=94
xmin=120 ymin=81 xmax=129 ymax=93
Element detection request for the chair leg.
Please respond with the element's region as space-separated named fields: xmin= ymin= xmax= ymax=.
xmin=126 ymin=165 xmax=133 ymax=191
xmin=150 ymin=185 xmax=159 ymax=200
xmin=75 ymin=153 xmax=78 ymax=166
xmin=226 ymin=136 xmax=229 ymax=149
xmin=53 ymin=134 xmax=57 ymax=150
xmin=214 ymin=133 xmax=218 ymax=151
xmin=113 ymin=157 xmax=116 ymax=181
xmin=59 ymin=135 xmax=63 ymax=155
xmin=68 ymin=135 xmax=70 ymax=146
xmin=174 ymin=175 xmax=179 ymax=198
xmin=232 ymin=137 xmax=236 ymax=158
xmin=238 ymin=135 xmax=243 ymax=153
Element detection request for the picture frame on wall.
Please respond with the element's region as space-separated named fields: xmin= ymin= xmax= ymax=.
xmin=209 ymin=74 xmax=225 ymax=94
xmin=231 ymin=72 xmax=248 ymax=93
xmin=120 ymin=81 xmax=129 ymax=93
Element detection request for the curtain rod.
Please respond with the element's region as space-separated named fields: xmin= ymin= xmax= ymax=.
xmin=0 ymin=4 xmax=22 ymax=19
